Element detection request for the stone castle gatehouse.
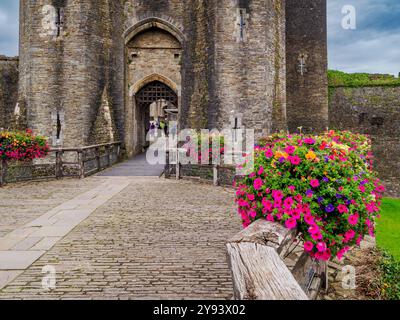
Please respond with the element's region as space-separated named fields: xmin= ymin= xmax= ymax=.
xmin=14 ymin=0 xmax=328 ymax=157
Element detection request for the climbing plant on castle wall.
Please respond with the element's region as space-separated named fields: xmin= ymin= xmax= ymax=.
xmin=235 ymin=131 xmax=385 ymax=261
xmin=0 ymin=129 xmax=49 ymax=162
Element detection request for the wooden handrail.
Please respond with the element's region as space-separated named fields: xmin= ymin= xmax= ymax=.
xmin=49 ymin=141 xmax=122 ymax=153
xmin=0 ymin=142 xmax=122 ymax=185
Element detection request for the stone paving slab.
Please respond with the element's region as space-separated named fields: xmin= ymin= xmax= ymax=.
xmin=0 ymin=178 xmax=102 ymax=237
xmin=0 ymin=251 xmax=45 ymax=270
xmin=0 ymin=271 xmax=23 ymax=290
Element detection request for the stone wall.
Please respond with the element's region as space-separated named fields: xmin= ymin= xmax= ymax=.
xmin=329 ymin=85 xmax=400 ymax=197
xmin=0 ymin=56 xmax=19 ymax=130
xmin=212 ymin=0 xmax=287 ymax=136
xmin=286 ymin=0 xmax=329 ymax=133
xmin=19 ymin=0 xmax=293 ymax=153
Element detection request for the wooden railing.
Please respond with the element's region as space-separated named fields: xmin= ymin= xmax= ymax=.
xmin=164 ymin=149 xmax=238 ymax=187
xmin=0 ymin=142 xmax=122 ymax=186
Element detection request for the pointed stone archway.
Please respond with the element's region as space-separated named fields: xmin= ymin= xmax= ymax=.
xmin=124 ymin=17 xmax=182 ymax=157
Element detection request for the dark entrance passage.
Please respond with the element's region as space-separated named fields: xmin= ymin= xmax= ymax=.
xmin=135 ymin=81 xmax=178 ymax=151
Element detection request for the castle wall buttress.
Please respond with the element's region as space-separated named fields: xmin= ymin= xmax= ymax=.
xmin=286 ymin=0 xmax=329 ymax=133
xmin=19 ymin=0 xmax=121 ymax=148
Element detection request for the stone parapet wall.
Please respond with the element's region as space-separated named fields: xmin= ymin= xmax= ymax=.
xmin=329 ymin=85 xmax=400 ymax=197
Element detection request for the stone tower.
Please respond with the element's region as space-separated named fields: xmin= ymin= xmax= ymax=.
xmin=18 ymin=0 xmax=327 ymax=156
xmin=285 ymin=0 xmax=329 ymax=133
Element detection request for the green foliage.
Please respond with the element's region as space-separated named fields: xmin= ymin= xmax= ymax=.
xmin=377 ymin=198 xmax=400 ymax=260
xmin=379 ymin=250 xmax=400 ymax=300
xmin=328 ymin=70 xmax=400 ymax=88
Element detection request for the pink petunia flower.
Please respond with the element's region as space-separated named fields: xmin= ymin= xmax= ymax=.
xmin=262 ymin=198 xmax=273 ymax=211
xmin=289 ymin=156 xmax=301 ymax=166
xmin=337 ymin=204 xmax=349 ymax=214
xmin=266 ymin=214 xmax=275 ymax=222
xmin=254 ymin=178 xmax=263 ymax=191
xmin=272 ymin=190 xmax=284 ymax=201
xmin=249 ymin=210 xmax=257 ymax=219
xmin=265 ymin=149 xmax=274 ymax=158
xmin=304 ymin=241 xmax=314 ymax=252
xmin=310 ymin=230 xmax=323 ymax=241
xmin=285 ymin=218 xmax=297 ymax=229
xmin=310 ymin=179 xmax=320 ymax=188
xmin=348 ymin=213 xmax=359 ymax=226
xmin=304 ymin=214 xmax=315 ymax=225
xmin=316 ymin=242 xmax=327 ymax=253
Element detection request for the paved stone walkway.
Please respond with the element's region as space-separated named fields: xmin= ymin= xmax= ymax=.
xmin=0 ymin=176 xmax=239 ymax=299
xmin=98 ymin=153 xmax=164 ymax=177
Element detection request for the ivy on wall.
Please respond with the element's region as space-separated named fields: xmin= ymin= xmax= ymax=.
xmin=328 ymin=70 xmax=400 ymax=88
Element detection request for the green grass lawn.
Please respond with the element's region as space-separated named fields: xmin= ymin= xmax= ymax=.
xmin=377 ymin=198 xmax=400 ymax=261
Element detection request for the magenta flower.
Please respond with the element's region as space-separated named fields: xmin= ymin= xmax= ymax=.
xmin=310 ymin=179 xmax=320 ymax=188
xmin=343 ymin=229 xmax=356 ymax=243
xmin=253 ymin=178 xmax=263 ymax=191
xmin=265 ymin=149 xmax=274 ymax=158
xmin=316 ymin=242 xmax=327 ymax=253
xmin=285 ymin=145 xmax=296 ymax=154
xmin=238 ymin=199 xmax=249 ymax=207
xmin=262 ymin=198 xmax=273 ymax=211
xmin=266 ymin=214 xmax=275 ymax=222
xmin=289 ymin=155 xmax=301 ymax=166
xmin=348 ymin=213 xmax=359 ymax=226
xmin=337 ymin=204 xmax=349 ymax=214
xmin=247 ymin=194 xmax=255 ymax=201
xmin=285 ymin=218 xmax=297 ymax=229
xmin=249 ymin=210 xmax=257 ymax=219
xmin=283 ymin=197 xmax=294 ymax=208
xmin=304 ymin=241 xmax=314 ymax=252
xmin=258 ymin=166 xmax=264 ymax=176
xmin=304 ymin=214 xmax=315 ymax=225
xmin=272 ymin=190 xmax=284 ymax=201
xmin=304 ymin=138 xmax=316 ymax=145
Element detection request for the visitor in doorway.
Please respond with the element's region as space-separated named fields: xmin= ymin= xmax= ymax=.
xmin=150 ymin=122 xmax=156 ymax=140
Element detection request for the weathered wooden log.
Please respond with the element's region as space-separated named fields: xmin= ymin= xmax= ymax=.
xmin=291 ymin=252 xmax=327 ymax=300
xmin=226 ymin=220 xmax=309 ymax=300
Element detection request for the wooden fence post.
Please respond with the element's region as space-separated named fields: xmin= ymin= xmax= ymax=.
xmin=226 ymin=220 xmax=309 ymax=300
xmin=106 ymin=145 xmax=112 ymax=167
xmin=176 ymin=149 xmax=181 ymax=180
xmin=78 ymin=150 xmax=85 ymax=179
xmin=55 ymin=151 xmax=63 ymax=179
xmin=0 ymin=159 xmax=6 ymax=186
xmin=213 ymin=165 xmax=219 ymax=186
xmin=165 ymin=150 xmax=170 ymax=179
xmin=95 ymin=147 xmax=101 ymax=172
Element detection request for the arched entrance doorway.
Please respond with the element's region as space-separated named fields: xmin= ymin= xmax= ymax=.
xmin=124 ymin=18 xmax=183 ymax=156
xmin=135 ymin=81 xmax=178 ymax=150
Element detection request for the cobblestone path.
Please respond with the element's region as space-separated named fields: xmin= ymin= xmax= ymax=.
xmin=0 ymin=176 xmax=240 ymax=299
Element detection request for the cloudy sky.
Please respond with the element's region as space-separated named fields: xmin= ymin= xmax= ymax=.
xmin=0 ymin=0 xmax=399 ymax=75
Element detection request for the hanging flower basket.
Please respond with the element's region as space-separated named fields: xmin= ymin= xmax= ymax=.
xmin=235 ymin=130 xmax=385 ymax=262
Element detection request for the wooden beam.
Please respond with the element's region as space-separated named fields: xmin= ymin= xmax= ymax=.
xmin=226 ymin=220 xmax=309 ymax=300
